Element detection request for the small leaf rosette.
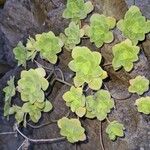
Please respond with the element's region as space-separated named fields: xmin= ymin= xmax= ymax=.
xmin=17 ymin=68 xmax=49 ymax=104
xmin=128 ymin=75 xmax=149 ymax=95
xmin=13 ymin=42 xmax=27 ymax=67
xmin=135 ymin=97 xmax=150 ymax=115
xmin=112 ymin=39 xmax=140 ymax=72
xmin=60 ymin=22 xmax=84 ymax=50
xmin=63 ymin=86 xmax=86 ymax=117
xmin=63 ymin=0 xmax=94 ymax=21
xmin=69 ymin=46 xmax=107 ymax=90
xmin=86 ymin=90 xmax=114 ymax=121
xmin=106 ymin=121 xmax=125 ymax=141
xmin=58 ymin=117 xmax=86 ymax=143
xmin=3 ymin=77 xmax=16 ymax=117
xmin=117 ymin=6 xmax=150 ymax=45
xmin=84 ymin=13 xmax=116 ymax=48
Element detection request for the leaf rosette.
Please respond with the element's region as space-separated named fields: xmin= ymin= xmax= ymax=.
xmin=63 ymin=86 xmax=86 ymax=117
xmin=112 ymin=39 xmax=140 ymax=72
xmin=106 ymin=121 xmax=125 ymax=141
xmin=35 ymin=32 xmax=63 ymax=64
xmin=128 ymin=75 xmax=149 ymax=95
xmin=61 ymin=22 xmax=84 ymax=50
xmin=86 ymin=90 xmax=115 ymax=121
xmin=69 ymin=46 xmax=107 ymax=90
xmin=84 ymin=14 xmax=116 ymax=48
xmin=135 ymin=97 xmax=150 ymax=114
xmin=63 ymin=0 xmax=94 ymax=21
xmin=13 ymin=42 xmax=27 ymax=67
xmin=3 ymin=77 xmax=16 ymax=117
xmin=58 ymin=117 xmax=86 ymax=143
xmin=117 ymin=6 xmax=150 ymax=45
xmin=18 ymin=68 xmax=49 ymax=104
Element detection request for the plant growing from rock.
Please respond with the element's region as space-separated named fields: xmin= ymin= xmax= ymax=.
xmin=84 ymin=14 xmax=116 ymax=48
xmin=3 ymin=76 xmax=16 ymax=117
xmin=135 ymin=97 xmax=150 ymax=115
xmin=63 ymin=0 xmax=94 ymax=22
xmin=106 ymin=121 xmax=125 ymax=141
xmin=86 ymin=90 xmax=114 ymax=121
xmin=128 ymin=75 xmax=149 ymax=95
xmin=112 ymin=39 xmax=140 ymax=72
xmin=60 ymin=22 xmax=84 ymax=51
xmin=57 ymin=117 xmax=86 ymax=143
xmin=2 ymin=2 xmax=150 ymax=149
xmin=63 ymin=86 xmax=86 ymax=117
xmin=68 ymin=46 xmax=107 ymax=90
xmin=117 ymin=6 xmax=150 ymax=45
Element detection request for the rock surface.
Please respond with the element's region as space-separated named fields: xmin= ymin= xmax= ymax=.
xmin=0 ymin=0 xmax=150 ymax=150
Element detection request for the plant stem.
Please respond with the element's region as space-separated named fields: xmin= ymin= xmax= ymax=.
xmin=55 ymin=78 xmax=73 ymax=87
xmin=99 ymin=121 xmax=105 ymax=150
xmin=15 ymin=124 xmax=65 ymax=143
xmin=0 ymin=131 xmax=16 ymax=135
xmin=106 ymin=117 xmax=111 ymax=123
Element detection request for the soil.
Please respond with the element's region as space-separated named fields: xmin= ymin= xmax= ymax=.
xmin=0 ymin=0 xmax=150 ymax=150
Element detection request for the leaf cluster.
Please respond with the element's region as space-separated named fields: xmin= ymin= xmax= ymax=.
xmin=86 ymin=90 xmax=114 ymax=121
xmin=106 ymin=121 xmax=125 ymax=141
xmin=63 ymin=86 xmax=86 ymax=117
xmin=112 ymin=39 xmax=140 ymax=72
xmin=84 ymin=14 xmax=116 ymax=48
xmin=58 ymin=117 xmax=86 ymax=143
xmin=60 ymin=22 xmax=84 ymax=51
xmin=63 ymin=0 xmax=94 ymax=21
xmin=135 ymin=97 xmax=150 ymax=115
xmin=3 ymin=77 xmax=16 ymax=117
xmin=69 ymin=46 xmax=107 ymax=90
xmin=117 ymin=6 xmax=150 ymax=45
xmin=128 ymin=75 xmax=149 ymax=95
xmin=8 ymin=68 xmax=53 ymax=124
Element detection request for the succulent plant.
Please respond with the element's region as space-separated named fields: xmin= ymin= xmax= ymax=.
xmin=13 ymin=42 xmax=27 ymax=67
xmin=69 ymin=46 xmax=107 ymax=90
xmin=3 ymin=77 xmax=16 ymax=117
xmin=135 ymin=97 xmax=150 ymax=115
xmin=128 ymin=75 xmax=149 ymax=95
xmin=106 ymin=121 xmax=125 ymax=141
xmin=86 ymin=90 xmax=114 ymax=121
xmin=63 ymin=0 xmax=94 ymax=21
xmin=58 ymin=117 xmax=86 ymax=143
xmin=112 ymin=39 xmax=140 ymax=72
xmin=117 ymin=6 xmax=150 ymax=45
xmin=84 ymin=14 xmax=116 ymax=48
xmin=60 ymin=22 xmax=84 ymax=50
xmin=63 ymin=86 xmax=86 ymax=117
xmin=35 ymin=32 xmax=63 ymax=64
xmin=17 ymin=68 xmax=49 ymax=104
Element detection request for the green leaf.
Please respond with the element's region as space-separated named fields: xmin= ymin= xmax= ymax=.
xmin=35 ymin=32 xmax=63 ymax=64
xmin=86 ymin=90 xmax=114 ymax=121
xmin=57 ymin=117 xmax=86 ymax=143
xmin=43 ymin=100 xmax=53 ymax=112
xmin=112 ymin=39 xmax=140 ymax=72
xmin=18 ymin=68 xmax=49 ymax=104
xmin=63 ymin=22 xmax=84 ymax=50
xmin=135 ymin=97 xmax=150 ymax=114
xmin=69 ymin=46 xmax=107 ymax=90
xmin=63 ymin=86 xmax=86 ymax=117
xmin=13 ymin=42 xmax=27 ymax=67
xmin=3 ymin=76 xmax=16 ymax=117
xmin=13 ymin=105 xmax=25 ymax=124
xmin=117 ymin=6 xmax=150 ymax=45
xmin=85 ymin=14 xmax=116 ymax=48
xmin=128 ymin=75 xmax=149 ymax=95
xmin=63 ymin=0 xmax=94 ymax=21
xmin=106 ymin=121 xmax=125 ymax=141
